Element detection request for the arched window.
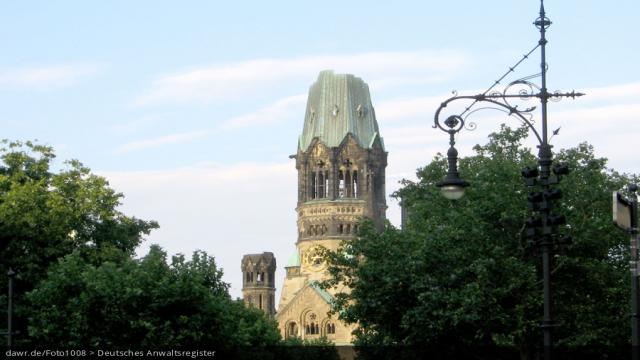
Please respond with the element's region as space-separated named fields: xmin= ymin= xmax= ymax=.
xmin=324 ymin=173 xmax=329 ymax=198
xmin=305 ymin=324 xmax=310 ymax=334
xmin=259 ymin=294 xmax=263 ymax=309
xmin=326 ymin=323 xmax=335 ymax=334
xmin=318 ymin=172 xmax=324 ymax=198
xmin=307 ymin=322 xmax=319 ymax=335
xmin=353 ymin=171 xmax=358 ymax=197
xmin=311 ymin=162 xmax=328 ymax=200
xmin=288 ymin=322 xmax=298 ymax=338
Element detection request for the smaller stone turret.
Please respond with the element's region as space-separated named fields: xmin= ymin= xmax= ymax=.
xmin=241 ymin=252 xmax=276 ymax=315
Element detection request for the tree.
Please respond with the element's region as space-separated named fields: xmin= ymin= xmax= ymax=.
xmin=0 ymin=140 xmax=282 ymax=349
xmin=25 ymin=245 xmax=281 ymax=349
xmin=0 ymin=140 xmax=158 ymax=346
xmin=321 ymin=126 xmax=637 ymax=359
xmin=0 ymin=140 xmax=158 ymax=293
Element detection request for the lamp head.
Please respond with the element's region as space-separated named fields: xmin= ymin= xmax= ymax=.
xmin=437 ymin=174 xmax=469 ymax=200
xmin=437 ymin=139 xmax=469 ymax=200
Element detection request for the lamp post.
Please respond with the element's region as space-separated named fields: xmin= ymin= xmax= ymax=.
xmin=631 ymin=184 xmax=640 ymax=360
xmin=432 ymin=1 xmax=582 ymax=359
xmin=629 ymin=184 xmax=639 ymax=360
xmin=5 ymin=268 xmax=16 ymax=350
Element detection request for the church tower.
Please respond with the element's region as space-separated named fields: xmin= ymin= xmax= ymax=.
xmin=241 ymin=252 xmax=276 ymax=316
xmin=276 ymin=71 xmax=387 ymax=344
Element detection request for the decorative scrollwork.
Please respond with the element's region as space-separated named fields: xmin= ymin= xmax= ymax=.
xmin=432 ymin=38 xmax=582 ymax=147
xmin=503 ymin=80 xmax=539 ymax=113
xmin=535 ymin=15 xmax=552 ymax=30
xmin=444 ymin=115 xmax=459 ymax=128
xmin=434 ymin=92 xmax=545 ymax=145
xmin=464 ymin=120 xmax=477 ymax=131
xmin=443 ymin=115 xmax=465 ymax=133
xmin=547 ymin=90 xmax=585 ymax=102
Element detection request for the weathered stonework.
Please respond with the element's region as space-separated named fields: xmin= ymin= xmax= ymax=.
xmin=276 ymin=71 xmax=387 ymax=345
xmin=241 ymin=252 xmax=276 ymax=316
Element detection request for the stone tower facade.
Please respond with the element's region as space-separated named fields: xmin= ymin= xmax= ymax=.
xmin=241 ymin=252 xmax=276 ymax=316
xmin=276 ymin=71 xmax=387 ymax=345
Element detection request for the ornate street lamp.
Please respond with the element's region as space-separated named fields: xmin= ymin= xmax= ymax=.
xmin=436 ymin=116 xmax=469 ymax=200
xmin=432 ymin=1 xmax=582 ymax=359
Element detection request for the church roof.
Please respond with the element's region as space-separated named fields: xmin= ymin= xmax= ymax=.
xmin=298 ymin=70 xmax=384 ymax=152
xmin=241 ymin=252 xmax=276 ymax=269
xmin=277 ymin=280 xmax=335 ymax=318
xmin=309 ymin=281 xmax=333 ymax=305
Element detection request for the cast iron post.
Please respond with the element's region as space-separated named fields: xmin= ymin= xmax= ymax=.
xmin=630 ymin=184 xmax=639 ymax=360
xmin=6 ymin=268 xmax=15 ymax=350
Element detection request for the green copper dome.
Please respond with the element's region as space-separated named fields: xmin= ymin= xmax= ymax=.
xmin=286 ymin=251 xmax=300 ymax=267
xmin=298 ymin=70 xmax=384 ymax=152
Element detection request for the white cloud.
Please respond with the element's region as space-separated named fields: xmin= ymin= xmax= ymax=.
xmin=116 ymin=130 xmax=209 ymax=153
xmin=134 ymin=50 xmax=471 ymax=106
xmin=112 ymin=114 xmax=169 ymax=134
xmin=104 ymin=161 xmax=293 ymax=186
xmin=384 ymin=125 xmax=442 ymax=148
xmin=100 ymin=161 xmax=297 ymax=299
xmin=580 ymin=82 xmax=640 ymax=103
xmin=376 ymin=95 xmax=447 ymax=123
xmin=554 ymin=103 xmax=640 ymax=124
xmin=222 ymin=94 xmax=307 ymax=129
xmin=0 ymin=64 xmax=104 ymax=90
xmin=114 ymin=94 xmax=305 ymax=153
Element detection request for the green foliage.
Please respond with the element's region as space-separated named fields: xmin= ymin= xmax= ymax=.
xmin=0 ymin=140 xmax=158 ymax=293
xmin=1 ymin=140 xmax=281 ymax=349
xmin=322 ymin=126 xmax=637 ymax=357
xmin=278 ymin=336 xmax=340 ymax=360
xmin=280 ymin=336 xmax=334 ymax=346
xmin=25 ymin=246 xmax=281 ymax=348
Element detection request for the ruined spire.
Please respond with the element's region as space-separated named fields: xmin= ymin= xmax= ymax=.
xmin=298 ymin=70 xmax=384 ymax=152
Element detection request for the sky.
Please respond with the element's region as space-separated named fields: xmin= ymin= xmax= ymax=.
xmin=1 ymin=1 xmax=639 ymax=300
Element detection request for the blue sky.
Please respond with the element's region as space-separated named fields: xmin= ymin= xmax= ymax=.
xmin=2 ymin=1 xmax=639 ymax=299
